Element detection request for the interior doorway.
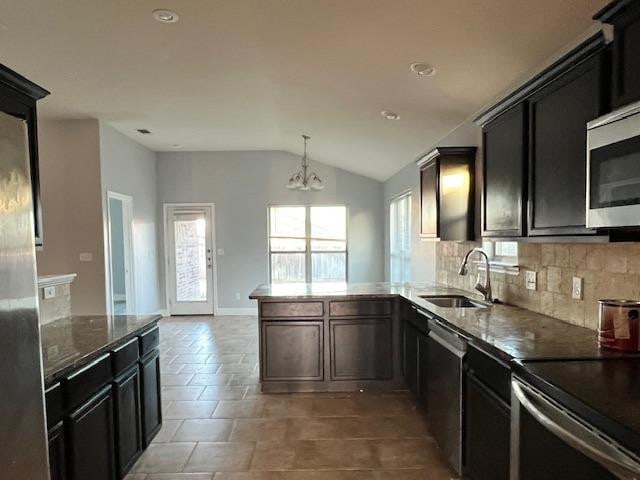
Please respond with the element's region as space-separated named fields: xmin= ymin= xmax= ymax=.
xmin=107 ymin=192 xmax=135 ymax=315
xmin=164 ymin=204 xmax=216 ymax=315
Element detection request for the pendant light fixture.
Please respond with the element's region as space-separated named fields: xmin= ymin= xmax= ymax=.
xmin=286 ymin=135 xmax=324 ymax=191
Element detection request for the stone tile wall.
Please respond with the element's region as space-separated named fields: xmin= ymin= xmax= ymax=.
xmin=436 ymin=241 xmax=640 ymax=331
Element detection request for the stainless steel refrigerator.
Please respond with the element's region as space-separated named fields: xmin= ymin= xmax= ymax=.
xmin=0 ymin=110 xmax=50 ymax=478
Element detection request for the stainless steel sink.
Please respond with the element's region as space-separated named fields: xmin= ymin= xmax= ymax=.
xmin=419 ymin=295 xmax=488 ymax=308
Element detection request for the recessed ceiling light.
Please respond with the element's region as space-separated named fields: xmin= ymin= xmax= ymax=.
xmin=410 ymin=63 xmax=436 ymax=77
xmin=172 ymin=144 xmax=183 ymax=148
xmin=153 ymin=9 xmax=179 ymax=23
xmin=381 ymin=111 xmax=400 ymax=121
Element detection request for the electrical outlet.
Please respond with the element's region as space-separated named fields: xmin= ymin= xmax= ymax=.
xmin=217 ymin=248 xmax=225 ymax=256
xmin=525 ymin=270 xmax=537 ymax=291
xmin=79 ymin=252 xmax=93 ymax=262
xmin=43 ymin=286 xmax=56 ymax=299
xmin=235 ymin=292 xmax=241 ymax=300
xmin=572 ymin=276 xmax=583 ymax=300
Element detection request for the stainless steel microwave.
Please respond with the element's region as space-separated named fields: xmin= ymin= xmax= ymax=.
xmin=587 ymin=100 xmax=640 ymax=228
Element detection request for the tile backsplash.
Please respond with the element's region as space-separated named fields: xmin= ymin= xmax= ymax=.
xmin=436 ymin=241 xmax=640 ymax=331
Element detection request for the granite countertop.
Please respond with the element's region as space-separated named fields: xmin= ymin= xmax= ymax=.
xmin=250 ymin=282 xmax=613 ymax=361
xmin=41 ymin=314 xmax=161 ymax=386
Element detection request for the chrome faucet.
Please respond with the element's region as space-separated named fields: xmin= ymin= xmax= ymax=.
xmin=458 ymin=247 xmax=493 ymax=302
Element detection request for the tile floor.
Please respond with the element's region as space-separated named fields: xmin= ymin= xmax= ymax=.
xmin=127 ymin=316 xmax=457 ymax=480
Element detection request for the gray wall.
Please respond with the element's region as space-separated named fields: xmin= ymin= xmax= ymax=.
xmin=99 ymin=123 xmax=162 ymax=314
xmin=108 ymin=197 xmax=126 ymax=296
xmin=383 ymin=121 xmax=482 ymax=283
xmin=157 ymin=150 xmax=384 ymax=310
xmin=37 ymin=119 xmax=107 ymax=315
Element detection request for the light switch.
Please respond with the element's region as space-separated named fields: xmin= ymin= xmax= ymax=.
xmin=43 ymin=286 xmax=56 ymax=299
xmin=572 ymin=276 xmax=583 ymax=300
xmin=217 ymin=248 xmax=225 ymax=256
xmin=79 ymin=252 xmax=93 ymax=262
xmin=525 ymin=270 xmax=537 ymax=291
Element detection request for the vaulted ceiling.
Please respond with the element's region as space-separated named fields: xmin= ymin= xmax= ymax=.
xmin=1 ymin=0 xmax=606 ymax=180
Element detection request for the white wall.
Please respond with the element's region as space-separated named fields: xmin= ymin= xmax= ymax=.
xmin=383 ymin=121 xmax=482 ymax=282
xmin=99 ymin=123 xmax=162 ymax=314
xmin=157 ymin=151 xmax=385 ymax=310
xmin=36 ymin=119 xmax=107 ymax=315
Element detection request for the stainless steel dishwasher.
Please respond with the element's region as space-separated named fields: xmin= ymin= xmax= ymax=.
xmin=426 ymin=317 xmax=468 ymax=474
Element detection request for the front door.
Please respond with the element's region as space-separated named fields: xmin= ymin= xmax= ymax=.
xmin=167 ymin=206 xmax=214 ymax=315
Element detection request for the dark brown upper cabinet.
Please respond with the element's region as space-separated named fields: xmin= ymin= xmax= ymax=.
xmin=595 ymin=0 xmax=640 ymax=108
xmin=482 ymin=103 xmax=528 ymax=237
xmin=0 ymin=64 xmax=50 ymax=247
xmin=477 ymin=32 xmax=608 ymax=240
xmin=528 ymin=45 xmax=609 ymax=236
xmin=418 ymin=147 xmax=476 ymax=241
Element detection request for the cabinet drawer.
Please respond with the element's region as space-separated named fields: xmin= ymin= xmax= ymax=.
xmin=45 ymin=382 xmax=64 ymax=428
xmin=261 ymin=301 xmax=324 ymax=318
xmin=64 ymin=354 xmax=112 ymax=408
xmin=112 ymin=338 xmax=140 ymax=376
xmin=466 ymin=345 xmax=511 ymax=403
xmin=329 ymin=300 xmax=392 ymax=317
xmin=139 ymin=326 xmax=159 ymax=356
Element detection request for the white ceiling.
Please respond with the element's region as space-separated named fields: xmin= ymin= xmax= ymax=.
xmin=1 ymin=0 xmax=606 ymax=181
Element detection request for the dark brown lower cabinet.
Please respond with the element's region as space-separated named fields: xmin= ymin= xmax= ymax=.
xmin=114 ymin=365 xmax=143 ymax=477
xmin=261 ymin=321 xmax=324 ymax=381
xmin=140 ymin=349 xmax=162 ymax=447
xmin=48 ymin=421 xmax=67 ymax=480
xmin=464 ymin=372 xmax=511 ymax=480
xmin=67 ymin=385 xmax=117 ymax=480
xmin=330 ymin=318 xmax=392 ymax=380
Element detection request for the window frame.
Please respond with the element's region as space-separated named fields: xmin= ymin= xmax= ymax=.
xmin=389 ymin=190 xmax=412 ymax=283
xmin=480 ymin=240 xmax=520 ymax=275
xmin=268 ymin=204 xmax=349 ymax=283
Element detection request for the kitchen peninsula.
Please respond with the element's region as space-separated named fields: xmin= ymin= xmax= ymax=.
xmin=42 ymin=314 xmax=162 ymax=480
xmin=249 ymin=282 xmax=609 ymax=394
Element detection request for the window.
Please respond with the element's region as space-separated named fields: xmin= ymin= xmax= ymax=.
xmin=390 ymin=192 xmax=411 ymax=282
xmin=269 ymin=205 xmax=347 ymax=283
xmin=481 ymin=240 xmax=519 ymax=273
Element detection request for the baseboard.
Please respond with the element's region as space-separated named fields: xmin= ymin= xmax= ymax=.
xmin=215 ymin=307 xmax=258 ymax=316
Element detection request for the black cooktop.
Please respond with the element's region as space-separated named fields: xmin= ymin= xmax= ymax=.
xmin=514 ymin=358 xmax=640 ymax=455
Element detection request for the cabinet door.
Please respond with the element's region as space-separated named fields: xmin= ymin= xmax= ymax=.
xmin=48 ymin=421 xmax=67 ymax=480
xmin=403 ymin=321 xmax=419 ymax=396
xmin=482 ymin=103 xmax=527 ymax=237
xmin=417 ymin=333 xmax=429 ymax=409
xmin=67 ymin=385 xmax=116 ymax=480
xmin=330 ymin=318 xmax=392 ymax=380
xmin=420 ymin=161 xmax=439 ymax=237
xmin=610 ymin=5 xmax=640 ymax=108
xmin=114 ymin=366 xmax=143 ymax=477
xmin=465 ymin=373 xmax=510 ymax=480
xmin=261 ymin=321 xmax=323 ymax=381
xmin=140 ymin=350 xmax=162 ymax=447
xmin=528 ymin=52 xmax=607 ymax=236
